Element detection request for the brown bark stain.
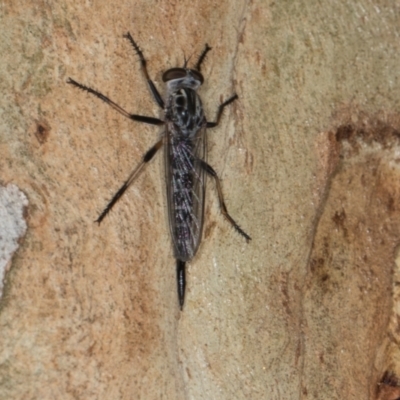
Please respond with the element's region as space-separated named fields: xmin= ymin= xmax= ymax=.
xmin=303 ymin=109 xmax=400 ymax=399
xmin=376 ymin=371 xmax=400 ymax=400
xmin=34 ymin=119 xmax=51 ymax=144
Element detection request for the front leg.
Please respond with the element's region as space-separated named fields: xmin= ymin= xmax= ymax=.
xmin=124 ymin=32 xmax=165 ymax=109
xmin=206 ymin=94 xmax=238 ymax=128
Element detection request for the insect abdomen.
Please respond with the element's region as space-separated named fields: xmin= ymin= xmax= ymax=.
xmin=166 ymin=135 xmax=206 ymax=261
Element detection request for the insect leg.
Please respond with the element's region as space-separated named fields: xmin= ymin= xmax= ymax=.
xmin=124 ymin=32 xmax=165 ymax=109
xmin=199 ymin=160 xmax=251 ymax=242
xmin=177 ymin=259 xmax=186 ymax=310
xmin=206 ymin=94 xmax=238 ymax=128
xmin=195 ymin=44 xmax=212 ymax=72
xmin=96 ymin=138 xmax=163 ymax=224
xmin=67 ymin=78 xmax=164 ymax=126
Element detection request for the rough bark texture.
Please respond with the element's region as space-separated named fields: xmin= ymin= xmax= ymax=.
xmin=1 ymin=1 xmax=400 ymax=399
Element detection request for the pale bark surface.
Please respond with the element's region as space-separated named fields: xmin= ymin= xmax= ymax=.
xmin=1 ymin=1 xmax=400 ymax=399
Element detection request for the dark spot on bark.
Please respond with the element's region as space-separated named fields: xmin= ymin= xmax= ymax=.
xmin=34 ymin=119 xmax=50 ymax=144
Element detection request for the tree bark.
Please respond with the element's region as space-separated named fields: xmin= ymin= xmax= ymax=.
xmin=1 ymin=1 xmax=400 ymax=399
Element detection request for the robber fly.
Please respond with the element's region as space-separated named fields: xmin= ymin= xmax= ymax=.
xmin=67 ymin=32 xmax=250 ymax=309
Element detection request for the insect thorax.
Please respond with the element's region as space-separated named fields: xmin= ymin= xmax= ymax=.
xmin=166 ymin=87 xmax=205 ymax=137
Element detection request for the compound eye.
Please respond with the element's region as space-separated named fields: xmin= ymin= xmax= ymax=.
xmin=162 ymin=68 xmax=187 ymax=82
xmin=189 ymin=70 xmax=204 ymax=85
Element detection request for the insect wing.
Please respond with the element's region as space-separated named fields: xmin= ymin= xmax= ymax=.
xmin=165 ymin=126 xmax=207 ymax=261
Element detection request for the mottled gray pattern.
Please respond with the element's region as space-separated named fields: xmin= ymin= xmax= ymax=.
xmin=165 ymin=84 xmax=207 ymax=261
